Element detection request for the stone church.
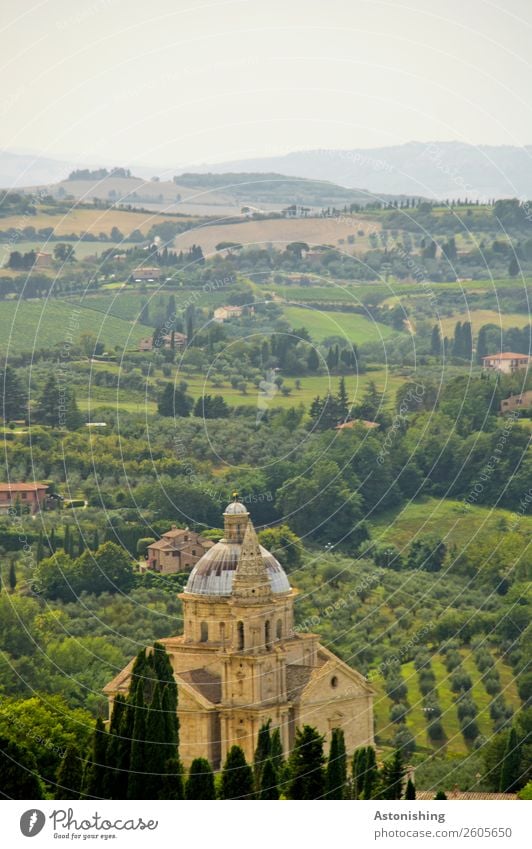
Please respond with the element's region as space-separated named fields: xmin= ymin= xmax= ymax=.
xmin=104 ymin=498 xmax=374 ymax=767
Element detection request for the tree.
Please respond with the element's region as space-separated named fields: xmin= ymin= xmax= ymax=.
xmin=0 ymin=736 xmax=43 ymax=799
xmin=55 ymin=744 xmax=84 ymax=799
xmin=430 ymin=325 xmax=442 ymax=356
xmin=434 ymin=789 xmax=447 ymax=800
xmin=36 ymin=374 xmax=59 ymax=426
xmin=221 ymin=745 xmax=254 ymax=800
xmin=157 ymin=384 xmax=193 ymax=417
xmin=53 ymin=243 xmax=75 ymax=262
xmin=260 ymin=759 xmax=280 ymax=799
xmin=352 ymin=746 xmax=378 ymax=799
xmin=378 ymin=750 xmax=405 ymax=800
xmin=75 ymin=541 xmax=135 ymax=595
xmin=509 ymin=256 xmax=520 ymax=277
xmin=254 ymin=720 xmax=271 ymax=789
xmin=307 ymin=347 xmax=320 ymax=372
xmin=337 ymin=377 xmax=349 ymax=422
xmin=84 ymin=717 xmax=109 ymax=797
xmin=405 ymin=777 xmax=416 ymax=799
xmin=185 ymin=758 xmax=216 ymax=799
xmin=8 ymin=560 xmax=16 ymax=592
xmin=287 ymin=725 xmax=325 ymax=800
xmin=476 ymin=325 xmax=489 ymax=363
xmin=65 ymin=390 xmax=83 ymax=430
xmin=325 ymin=727 xmax=347 ymax=799
xmin=258 ymin=525 xmax=302 ymax=571
xmin=499 ymin=727 xmax=521 ymax=793
xmin=2 ymin=366 xmax=26 ymax=421
xmin=137 ymin=537 xmax=155 ymax=559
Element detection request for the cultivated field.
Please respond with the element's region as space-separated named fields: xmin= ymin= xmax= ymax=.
xmin=282 ymin=305 xmax=396 ymax=343
xmin=172 ymin=215 xmax=381 ymax=257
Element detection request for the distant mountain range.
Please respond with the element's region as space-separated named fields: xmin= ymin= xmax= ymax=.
xmin=183 ymin=142 xmax=532 ymax=200
xmin=2 ymin=142 xmax=532 ymax=201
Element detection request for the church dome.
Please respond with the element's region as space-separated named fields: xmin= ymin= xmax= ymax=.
xmin=224 ymin=500 xmax=249 ymax=515
xmin=184 ymin=541 xmax=291 ymax=596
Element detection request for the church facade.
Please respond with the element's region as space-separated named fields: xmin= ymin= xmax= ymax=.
xmin=104 ymin=498 xmax=374 ymax=768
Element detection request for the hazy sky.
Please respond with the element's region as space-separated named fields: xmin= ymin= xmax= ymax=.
xmin=2 ymin=0 xmax=532 ymax=168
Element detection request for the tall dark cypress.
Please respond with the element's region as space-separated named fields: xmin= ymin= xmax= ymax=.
xmin=104 ymin=695 xmax=127 ymax=799
xmin=55 ymin=744 xmax=84 ymax=800
xmin=84 ymin=717 xmax=109 ymax=798
xmin=325 ymin=727 xmax=347 ymax=799
xmin=221 ymin=745 xmax=254 ymax=800
xmin=260 ymin=759 xmax=280 ymax=800
xmin=185 ymin=758 xmax=216 ymax=800
xmin=127 ymin=677 xmax=147 ymax=800
xmin=253 ymin=720 xmax=271 ymax=789
xmin=499 ymin=727 xmax=521 ymax=793
xmin=287 ymin=725 xmax=326 ymax=800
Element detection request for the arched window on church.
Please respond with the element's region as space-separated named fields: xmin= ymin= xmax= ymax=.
xmin=237 ymin=621 xmax=245 ymax=650
xmin=265 ymin=620 xmax=271 ymax=650
xmin=200 ymin=621 xmax=208 ymax=642
xmin=276 ymin=619 xmax=283 ymax=640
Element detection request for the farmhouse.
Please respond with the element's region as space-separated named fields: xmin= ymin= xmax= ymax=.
xmin=213 ymin=305 xmax=245 ymax=322
xmin=130 ymin=266 xmax=161 ymax=282
xmin=500 ymin=390 xmax=532 ymax=413
xmin=105 ymin=498 xmax=374 ymax=767
xmin=143 ymin=526 xmax=214 ymax=575
xmin=482 ymin=352 xmax=531 ymax=374
xmin=0 ymin=482 xmax=49 ymax=514
xmin=139 ymin=332 xmax=187 ymax=351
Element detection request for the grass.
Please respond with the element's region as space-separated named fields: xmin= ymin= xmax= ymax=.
xmin=370 ymin=497 xmax=532 ymax=554
xmin=81 ymin=365 xmax=407 ymax=414
xmin=438 ymin=309 xmax=530 ymax=335
xmin=282 ymin=305 xmax=396 ymax=344
xmin=0 ymin=299 xmax=147 ymax=356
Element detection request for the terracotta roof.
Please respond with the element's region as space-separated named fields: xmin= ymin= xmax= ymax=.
xmin=416 ymin=791 xmax=517 ymax=800
xmin=0 ymin=482 xmax=48 ymax=492
xmin=178 ymin=668 xmax=221 ymax=704
xmin=483 ymin=352 xmax=530 ymax=360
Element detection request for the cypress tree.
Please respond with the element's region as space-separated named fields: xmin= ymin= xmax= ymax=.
xmin=453 ymin=321 xmax=464 ymax=358
xmin=325 ymin=727 xmax=347 ymax=799
xmin=92 ymin=529 xmax=100 ymax=550
xmin=499 ymin=727 xmax=521 ymax=793
xmin=221 ymin=745 xmax=254 ymax=800
xmin=254 ymin=720 xmax=271 ymax=789
xmin=430 ymin=324 xmax=442 ymax=356
xmin=378 ymin=749 xmax=405 ymax=800
xmin=84 ymin=717 xmax=109 ymax=798
xmin=352 ymin=746 xmax=367 ymax=799
xmin=8 ymin=560 xmax=17 ymax=592
xmin=260 ymin=759 xmax=280 ymax=799
xmin=477 ymin=325 xmax=489 ymax=363
xmin=287 ymin=725 xmax=325 ymax=800
xmin=63 ymin=525 xmax=70 ymax=554
xmin=185 ymin=757 xmax=216 ymax=800
xmin=462 ymin=321 xmax=473 ymax=361
xmin=363 ymin=746 xmax=378 ymax=799
xmin=50 ymin=528 xmax=56 ymax=554
xmin=434 ymin=789 xmax=447 ymax=799
xmin=337 ymin=377 xmax=349 ymax=422
xmin=36 ymin=533 xmax=44 ymax=563
xmin=161 ymin=757 xmax=184 ymax=800
xmin=104 ymin=695 xmax=128 ymax=799
xmin=127 ymin=678 xmax=148 ymax=799
xmin=55 ymin=744 xmax=84 ymax=799
xmin=405 ymin=777 xmax=416 ymax=799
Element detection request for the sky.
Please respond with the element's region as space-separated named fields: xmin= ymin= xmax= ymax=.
xmin=2 ymin=0 xmax=532 ymax=170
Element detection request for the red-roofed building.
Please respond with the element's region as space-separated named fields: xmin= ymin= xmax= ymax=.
xmin=482 ymin=352 xmax=530 ymax=374
xmin=0 ymin=482 xmax=49 ymax=514
xmin=143 ymin=526 xmax=214 ymax=575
